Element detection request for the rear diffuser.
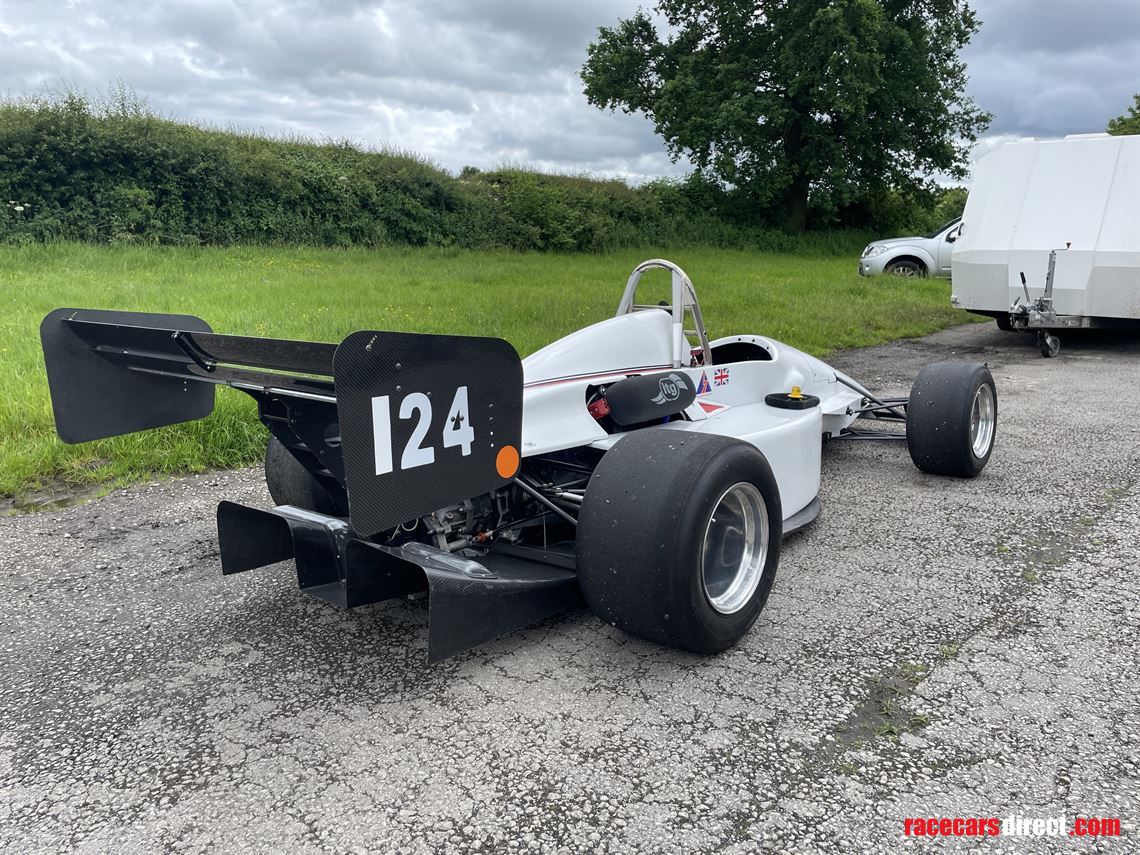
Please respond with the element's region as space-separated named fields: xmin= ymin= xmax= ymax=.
xmin=216 ymin=501 xmax=582 ymax=661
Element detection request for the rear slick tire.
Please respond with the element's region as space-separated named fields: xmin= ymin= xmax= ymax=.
xmin=576 ymin=431 xmax=782 ymax=653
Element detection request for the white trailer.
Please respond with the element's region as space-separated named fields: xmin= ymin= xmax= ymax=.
xmin=950 ymin=133 xmax=1140 ymax=356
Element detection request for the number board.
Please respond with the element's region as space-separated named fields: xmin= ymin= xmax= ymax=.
xmin=333 ymin=330 xmax=524 ymax=538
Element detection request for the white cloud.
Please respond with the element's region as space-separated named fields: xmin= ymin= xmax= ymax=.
xmin=0 ymin=0 xmax=1136 ymax=183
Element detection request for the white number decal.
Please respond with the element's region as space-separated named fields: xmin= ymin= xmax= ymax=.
xmin=372 ymin=388 xmax=473 ymax=475
xmin=372 ymin=395 xmax=394 ymax=475
xmin=442 ymin=385 xmax=474 ymax=457
xmin=399 ymin=392 xmax=435 ymax=470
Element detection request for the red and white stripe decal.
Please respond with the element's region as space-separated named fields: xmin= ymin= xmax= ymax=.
xmin=523 ymin=364 xmax=674 ymax=389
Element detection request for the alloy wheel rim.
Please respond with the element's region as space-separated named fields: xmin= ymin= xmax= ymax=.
xmin=701 ymin=482 xmax=769 ymax=615
xmin=970 ymin=384 xmax=996 ymax=458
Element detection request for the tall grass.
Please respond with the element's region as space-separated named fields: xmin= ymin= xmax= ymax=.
xmin=0 ymin=91 xmax=838 ymax=251
xmin=0 ymin=243 xmax=975 ymax=499
xmin=0 ymin=90 xmax=959 ymax=251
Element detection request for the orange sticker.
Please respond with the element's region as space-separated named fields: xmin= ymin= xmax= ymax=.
xmin=495 ymin=444 xmax=520 ymax=479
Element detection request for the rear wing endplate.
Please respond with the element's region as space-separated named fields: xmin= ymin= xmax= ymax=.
xmin=40 ymin=308 xmax=524 ymax=537
xmin=41 ymin=308 xmax=338 ymax=443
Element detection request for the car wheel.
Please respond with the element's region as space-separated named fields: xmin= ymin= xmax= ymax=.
xmin=265 ymin=435 xmax=343 ymax=514
xmin=906 ymin=362 xmax=997 ymax=478
xmin=576 ymin=431 xmax=782 ymax=653
xmin=885 ymin=259 xmax=925 ymax=277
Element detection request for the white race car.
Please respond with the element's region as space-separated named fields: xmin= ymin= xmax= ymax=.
xmin=40 ymin=260 xmax=997 ymax=660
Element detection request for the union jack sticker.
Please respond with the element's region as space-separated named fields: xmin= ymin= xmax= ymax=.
xmin=713 ymin=368 xmax=730 ymax=386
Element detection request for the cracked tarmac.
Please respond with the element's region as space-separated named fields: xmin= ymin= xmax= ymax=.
xmin=1 ymin=323 xmax=1137 ymax=854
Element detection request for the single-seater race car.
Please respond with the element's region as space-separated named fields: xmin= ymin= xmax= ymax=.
xmin=40 ymin=260 xmax=997 ymax=660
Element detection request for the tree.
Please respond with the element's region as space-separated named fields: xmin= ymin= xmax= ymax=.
xmin=1107 ymin=94 xmax=1140 ymax=136
xmin=581 ymin=0 xmax=992 ymax=231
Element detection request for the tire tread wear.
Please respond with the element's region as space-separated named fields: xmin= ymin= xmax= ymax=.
xmin=576 ymin=431 xmax=782 ymax=653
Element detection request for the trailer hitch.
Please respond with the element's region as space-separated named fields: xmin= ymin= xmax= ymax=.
xmin=1010 ymin=244 xmax=1076 ymax=357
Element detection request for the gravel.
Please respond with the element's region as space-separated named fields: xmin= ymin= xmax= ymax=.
xmin=1 ymin=323 xmax=1137 ymax=854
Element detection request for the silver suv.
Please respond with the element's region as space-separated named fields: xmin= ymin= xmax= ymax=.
xmin=858 ymin=217 xmax=962 ymax=278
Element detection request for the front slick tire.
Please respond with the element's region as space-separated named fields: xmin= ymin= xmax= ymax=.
xmin=577 ymin=431 xmax=782 ymax=654
xmin=906 ymin=362 xmax=997 ymax=478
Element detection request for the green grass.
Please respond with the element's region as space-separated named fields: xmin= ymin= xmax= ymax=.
xmin=0 ymin=242 xmax=973 ymax=500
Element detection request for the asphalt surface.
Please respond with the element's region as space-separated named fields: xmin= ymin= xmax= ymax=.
xmin=2 ymin=323 xmax=1138 ymax=854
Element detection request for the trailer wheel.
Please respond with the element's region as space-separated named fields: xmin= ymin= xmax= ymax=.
xmin=1038 ymin=330 xmax=1061 ymax=358
xmin=265 ymin=436 xmax=343 ymax=514
xmin=906 ymin=362 xmax=997 ymax=478
xmin=576 ymin=431 xmax=782 ymax=653
xmin=995 ymin=314 xmax=1013 ymax=332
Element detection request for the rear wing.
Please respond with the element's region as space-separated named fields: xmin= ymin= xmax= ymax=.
xmin=41 ymin=308 xmax=337 ymax=443
xmin=41 ymin=308 xmax=523 ymax=536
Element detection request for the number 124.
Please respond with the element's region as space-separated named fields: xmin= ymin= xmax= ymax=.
xmin=371 ymin=386 xmax=475 ymax=475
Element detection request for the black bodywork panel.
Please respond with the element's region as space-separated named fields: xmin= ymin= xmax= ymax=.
xmin=332 ymin=330 xmax=523 ymax=538
xmin=41 ymin=308 xmax=218 ymax=443
xmin=603 ymin=370 xmax=696 ymax=426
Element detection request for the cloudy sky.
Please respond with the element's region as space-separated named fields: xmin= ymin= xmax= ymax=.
xmin=1 ymin=0 xmax=1138 ymax=182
